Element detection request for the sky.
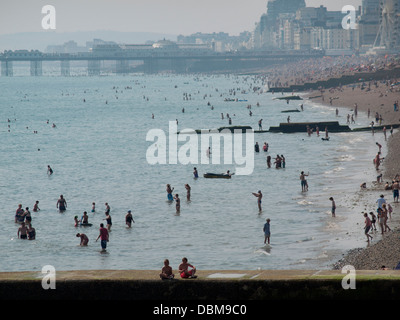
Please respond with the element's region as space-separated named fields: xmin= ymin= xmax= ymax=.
xmin=0 ymin=0 xmax=362 ymax=36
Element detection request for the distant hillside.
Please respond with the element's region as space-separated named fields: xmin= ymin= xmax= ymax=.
xmin=0 ymin=30 xmax=178 ymax=52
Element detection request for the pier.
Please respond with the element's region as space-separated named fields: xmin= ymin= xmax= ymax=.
xmin=0 ymin=49 xmax=324 ymax=76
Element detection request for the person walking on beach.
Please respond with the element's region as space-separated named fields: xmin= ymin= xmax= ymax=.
xmin=363 ymin=213 xmax=373 ymax=242
xmin=300 ymin=171 xmax=309 ymax=192
xmin=374 ymin=152 xmax=383 ymax=170
xmin=376 ymin=142 xmax=382 ymax=153
xmin=376 ymin=194 xmax=386 ymax=211
xmin=387 ymin=203 xmax=393 ymax=220
xmin=252 ymin=190 xmax=262 ymax=211
xmin=392 ymin=179 xmax=399 ymax=203
xmin=382 ymin=204 xmax=391 ymax=233
xmin=369 ymin=212 xmax=377 ymax=231
xmin=57 ymin=195 xmax=67 ymax=212
xmin=329 ymin=197 xmax=336 ymax=217
xmin=263 ymin=218 xmax=271 ymax=244
xmin=96 ymin=223 xmax=109 ymax=252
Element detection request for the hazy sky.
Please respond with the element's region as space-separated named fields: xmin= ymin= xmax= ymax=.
xmin=0 ymin=0 xmax=362 ymax=36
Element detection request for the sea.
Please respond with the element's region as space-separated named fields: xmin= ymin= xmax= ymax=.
xmin=0 ymin=63 xmax=388 ymax=272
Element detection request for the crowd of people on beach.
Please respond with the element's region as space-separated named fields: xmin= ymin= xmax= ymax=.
xmin=360 ymin=134 xmax=399 ymax=243
xmin=266 ymin=54 xmax=400 ymax=89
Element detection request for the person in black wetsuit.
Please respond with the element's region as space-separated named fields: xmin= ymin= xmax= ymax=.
xmin=125 ymin=210 xmax=135 ymax=228
xmin=104 ymin=212 xmax=112 ymax=231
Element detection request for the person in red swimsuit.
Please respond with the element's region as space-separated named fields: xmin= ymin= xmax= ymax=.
xmin=178 ymin=257 xmax=197 ymax=278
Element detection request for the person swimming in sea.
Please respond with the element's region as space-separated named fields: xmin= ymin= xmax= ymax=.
xmin=185 ymin=184 xmax=191 ymax=201
xmin=125 ymin=210 xmax=135 ymax=228
xmin=252 ymin=190 xmax=262 ymax=211
xmin=166 ymin=184 xmax=174 ymax=201
xmin=81 ymin=211 xmax=89 ymax=225
xmin=174 ymin=194 xmax=180 ymax=213
xmin=57 ymin=195 xmax=67 ymax=212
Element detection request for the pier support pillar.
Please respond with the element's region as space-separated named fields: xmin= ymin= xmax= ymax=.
xmin=1 ymin=61 xmax=13 ymax=76
xmin=61 ymin=60 xmax=70 ymax=76
xmin=116 ymin=60 xmax=129 ymax=74
xmin=30 ymin=60 xmax=42 ymax=76
xmin=88 ymin=60 xmax=101 ymax=76
xmin=171 ymin=58 xmax=187 ymax=73
xmin=143 ymin=58 xmax=159 ymax=74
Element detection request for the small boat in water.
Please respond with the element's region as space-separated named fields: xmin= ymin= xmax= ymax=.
xmin=203 ymin=172 xmax=233 ymax=179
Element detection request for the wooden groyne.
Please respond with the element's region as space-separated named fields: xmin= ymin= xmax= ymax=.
xmin=268 ymin=121 xmax=351 ymax=133
xmin=178 ymin=123 xmax=399 ymax=135
xmin=178 ymin=126 xmax=254 ymax=134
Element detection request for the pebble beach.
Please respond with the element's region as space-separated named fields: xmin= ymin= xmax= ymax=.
xmin=299 ymin=56 xmax=400 ymax=270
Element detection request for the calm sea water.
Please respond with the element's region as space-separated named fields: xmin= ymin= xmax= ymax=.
xmin=0 ymin=65 xmax=387 ymax=272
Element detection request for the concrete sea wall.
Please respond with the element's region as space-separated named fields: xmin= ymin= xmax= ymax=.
xmin=2 ymin=270 xmax=400 ymax=300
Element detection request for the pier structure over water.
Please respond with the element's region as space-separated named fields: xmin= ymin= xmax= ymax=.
xmin=0 ymin=48 xmax=324 ymax=76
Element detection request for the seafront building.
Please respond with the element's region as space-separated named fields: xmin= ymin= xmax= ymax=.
xmin=1 ymin=0 xmax=399 ymax=76
xmin=251 ymin=0 xmax=399 ymax=54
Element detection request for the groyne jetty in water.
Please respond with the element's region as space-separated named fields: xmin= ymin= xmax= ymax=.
xmin=177 ymin=122 xmax=400 ymax=134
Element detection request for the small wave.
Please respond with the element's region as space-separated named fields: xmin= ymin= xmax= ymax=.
xmin=337 ymin=146 xmax=349 ymax=152
xmin=296 ymin=236 xmax=315 ymax=243
xmin=254 ymin=249 xmax=270 ymax=256
xmin=297 ymin=200 xmax=313 ymax=205
xmin=348 ymin=137 xmax=363 ymax=144
xmin=317 ymin=252 xmax=328 ymax=259
xmin=333 ymin=166 xmax=345 ymax=172
xmin=338 ymin=154 xmax=355 ymax=162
